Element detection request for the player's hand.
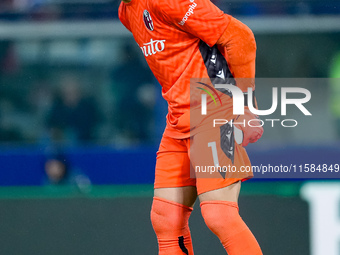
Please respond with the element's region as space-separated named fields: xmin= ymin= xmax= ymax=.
xmin=234 ymin=108 xmax=263 ymax=147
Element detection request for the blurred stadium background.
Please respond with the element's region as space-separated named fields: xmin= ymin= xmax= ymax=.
xmin=0 ymin=0 xmax=340 ymax=254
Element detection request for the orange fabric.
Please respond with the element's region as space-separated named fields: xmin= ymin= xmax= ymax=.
xmin=191 ymin=127 xmax=253 ymax=183
xmin=154 ymin=136 xmax=196 ymax=189
xmin=200 ymin=201 xmax=263 ymax=255
xmin=154 ymin=130 xmax=252 ymax=195
xmin=151 ymin=197 xmax=194 ymax=255
xmin=217 ymin=16 xmax=256 ymax=91
xmin=119 ymin=2 xmax=258 ymax=137
xmin=119 ymin=0 xmax=231 ymax=138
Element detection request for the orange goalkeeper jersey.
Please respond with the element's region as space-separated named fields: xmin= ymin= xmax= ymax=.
xmin=119 ymin=0 xmax=232 ymax=138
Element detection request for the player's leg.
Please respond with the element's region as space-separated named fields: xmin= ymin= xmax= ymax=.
xmin=151 ymin=136 xmax=197 ymax=255
xmin=191 ymin=129 xmax=262 ymax=255
xmin=193 ymin=17 xmax=261 ymax=252
xmin=151 ymin=187 xmax=197 ymax=255
xmin=199 ymin=184 xmax=262 ymax=255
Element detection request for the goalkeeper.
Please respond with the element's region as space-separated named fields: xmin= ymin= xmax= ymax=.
xmin=119 ymin=0 xmax=263 ymax=254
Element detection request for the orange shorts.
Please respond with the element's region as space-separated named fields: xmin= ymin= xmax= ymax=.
xmin=154 ymin=127 xmax=253 ymax=195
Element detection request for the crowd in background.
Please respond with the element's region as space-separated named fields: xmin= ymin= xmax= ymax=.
xmin=0 ymin=0 xmax=340 ymax=21
xmin=0 ymin=39 xmax=156 ymax=146
xmin=0 ymin=0 xmax=117 ymax=21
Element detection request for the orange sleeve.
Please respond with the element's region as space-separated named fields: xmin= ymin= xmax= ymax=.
xmin=216 ymin=16 xmax=256 ymax=91
xmin=118 ymin=2 xmax=132 ymax=32
xmin=154 ymin=0 xmax=230 ymax=47
xmin=217 ymin=16 xmax=256 ymax=68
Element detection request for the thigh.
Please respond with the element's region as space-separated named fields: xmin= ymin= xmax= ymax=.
xmin=154 ymin=186 xmax=197 ymax=207
xmin=154 ymin=135 xmax=197 ymax=206
xmin=198 ymin=181 xmax=241 ymax=203
xmin=190 ymin=126 xmax=252 ymax=196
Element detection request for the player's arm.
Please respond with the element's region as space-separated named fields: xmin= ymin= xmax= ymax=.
xmin=155 ymin=0 xmax=256 ymax=94
xmin=216 ymin=17 xmax=263 ymax=146
xmin=216 ymin=16 xmax=256 ymax=92
xmin=154 ymin=0 xmax=262 ymax=146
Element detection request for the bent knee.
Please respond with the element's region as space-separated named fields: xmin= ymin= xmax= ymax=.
xmin=200 ymin=201 xmax=247 ymax=238
xmin=151 ymin=197 xmax=193 ymax=237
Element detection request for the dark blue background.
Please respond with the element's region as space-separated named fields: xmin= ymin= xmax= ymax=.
xmin=0 ymin=144 xmax=339 ymax=186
